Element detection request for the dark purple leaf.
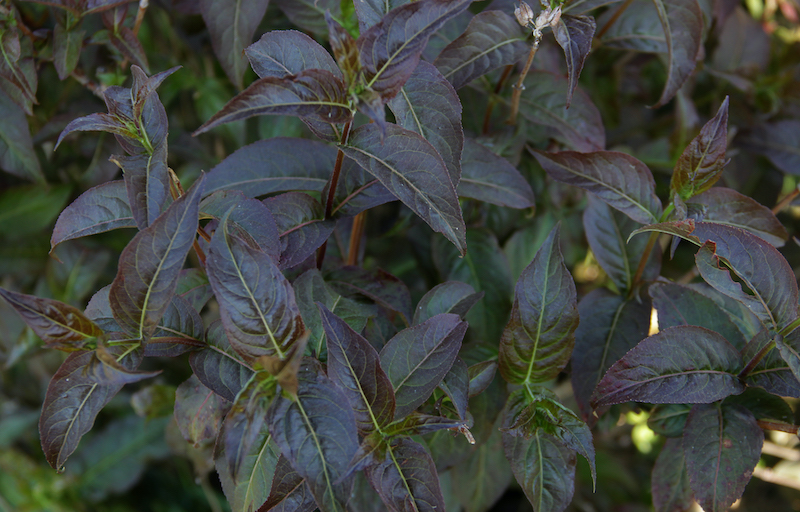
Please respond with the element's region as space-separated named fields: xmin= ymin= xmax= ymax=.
xmin=144 ymin=295 xmax=205 ymax=357
xmin=206 ymin=212 xmax=305 ymax=360
xmin=651 ymin=282 xmax=747 ymax=350
xmin=110 ymin=145 xmax=171 ymax=230
xmin=199 ymin=0 xmax=269 ymax=90
xmin=80 ymin=344 xmax=157 ymax=385
xmin=564 ymin=0 xmax=623 ymax=13
xmin=0 ymin=87 xmax=42 ymax=181
xmin=458 ymin=139 xmax=535 ymax=209
xmin=570 ymin=289 xmax=653 ymax=419
xmin=319 ymin=305 xmax=395 ymax=434
xmin=683 ymin=403 xmax=763 ymax=512
xmin=50 ymin=181 xmax=136 ymax=251
xmin=325 ymin=12 xmax=360 ymax=83
xmin=267 ymin=363 xmax=359 ymax=511
xmin=592 ymin=326 xmax=744 ymax=407
xmin=439 ymin=356 xmax=469 ymax=420
xmin=584 ymin=194 xmax=661 ymax=291
xmin=246 ymin=30 xmax=341 ymax=79
xmin=725 ymin=387 xmax=795 ymax=423
xmin=109 ymin=176 xmax=204 ymax=340
xmin=222 ymin=373 xmax=275 ymax=480
xmin=500 ymin=225 xmax=578 ymax=385
xmin=175 ymin=375 xmax=229 ymax=447
xmin=554 ymin=14 xmax=596 ymax=108
xmin=690 ymin=188 xmax=788 ymax=247
xmin=651 ymin=0 xmax=703 ymax=107
xmin=326 ymin=265 xmax=413 ymax=325
xmin=365 ymin=437 xmax=445 ymax=512
xmin=259 ymin=455 xmax=316 ymax=512
xmin=434 ymin=10 xmax=529 ymax=91
xmin=468 ymin=361 xmax=498 ymax=397
xmin=39 ymin=350 xmax=137 ymax=469
xmin=357 ymin=0 xmax=472 ymax=100
xmin=55 ymin=113 xmax=134 ymax=149
xmin=413 ymin=281 xmax=483 ymax=326
xmin=342 ymin=123 xmax=466 ymax=255
xmin=263 ymin=192 xmax=335 ymax=270
xmin=200 ymin=190 xmax=281 ymax=263
xmin=519 ymin=71 xmax=606 ymax=152
xmin=387 ymin=61 xmax=463 ymax=186
xmin=776 ymin=330 xmax=800 ymax=384
xmin=0 ymin=288 xmax=103 ymax=351
xmin=379 ymin=313 xmax=467 ymax=419
xmin=652 ymin=437 xmax=692 ymax=512
xmin=742 ymin=329 xmax=800 ymax=398
xmin=272 ymin=0 xmax=341 ymax=37
xmin=190 ymin=320 xmax=254 ymax=402
xmin=103 ymin=16 xmax=149 ymax=72
xmin=739 ymin=120 xmax=800 ymax=175
xmin=672 ymin=98 xmax=729 ymax=200
xmin=193 ymin=70 xmax=351 ymax=135
xmin=176 ymin=268 xmax=214 ymax=311
xmin=648 ymin=404 xmax=691 ymax=437
xmin=533 ymin=150 xmax=661 ymax=224
xmin=329 ymin=159 xmax=396 ymax=218
xmin=354 ymin=0 xmax=410 ymax=31
xmin=53 ymin=22 xmax=84 ymax=80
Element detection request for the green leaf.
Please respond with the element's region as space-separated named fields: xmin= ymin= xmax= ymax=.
xmin=683 ymin=402 xmax=763 ymax=512
xmin=109 ymin=175 xmax=204 ymax=341
xmin=380 ymin=313 xmax=467 ymax=419
xmin=592 ymin=326 xmax=744 ymax=407
xmin=458 ymin=138 xmax=535 ymax=209
xmin=652 ymin=437 xmax=692 ymax=512
xmin=53 ymin=22 xmax=84 ymax=80
xmin=190 ymin=320 xmax=254 ymax=402
xmin=500 ymin=225 xmax=578 ymax=385
xmin=0 ymin=185 xmax=70 ymax=238
xmin=0 ymin=87 xmax=42 ymax=182
xmin=342 ymin=123 xmax=467 ymax=255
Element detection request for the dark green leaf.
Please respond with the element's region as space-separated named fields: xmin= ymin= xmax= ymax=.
xmin=267 ymin=363 xmax=359 ymax=512
xmin=319 ymin=305 xmax=395 ymax=433
xmin=742 ymin=329 xmax=800 ymax=398
xmin=554 ymin=14 xmax=596 ymax=108
xmin=648 ymin=404 xmax=691 ymax=437
xmin=500 ymin=225 xmax=578 ymax=385
xmin=435 ymin=10 xmax=529 ymax=90
xmin=342 ymin=124 xmax=466 ymax=255
xmin=53 ymin=22 xmax=83 ymax=80
xmin=387 ymin=61 xmax=463 ymax=186
xmin=264 ymin=192 xmax=335 ymax=269
xmin=365 ymin=437 xmax=445 ymax=512
xmin=246 ymin=30 xmax=341 ymax=79
xmin=0 ymin=88 xmax=42 ymax=182
xmin=109 ymin=176 xmax=204 ymax=340
xmin=326 ymin=265 xmax=413 ymax=325
xmin=199 ymin=0 xmax=269 ymax=90
xmin=0 ymin=184 xmax=70 ymax=239
xmin=413 ymin=281 xmax=483 ymax=325
xmin=0 ymin=288 xmax=102 ymax=351
xmin=533 ymin=150 xmax=661 ymax=224
xmin=452 ymin=427 xmax=513 ymax=512
xmin=652 ymin=437 xmax=692 ymax=512
xmin=190 ymin=320 xmax=255 ymax=402
xmin=739 ymin=120 xmax=800 ymax=175
xmin=380 ymin=313 xmax=467 ymax=419
xmin=206 ymin=211 xmax=305 ymax=360
xmin=259 ymin=455 xmax=317 ymax=512
xmin=592 ymin=326 xmax=744 ymax=407
xmin=683 ymin=402 xmax=763 ymax=512
xmin=193 ymin=70 xmax=351 ymax=135
xmin=458 ymin=139 xmax=535 ymax=209
xmin=174 ymin=374 xmax=230 ymax=447
xmin=50 ymin=181 xmax=136 ymax=251
xmin=690 ymin=187 xmax=788 ymax=247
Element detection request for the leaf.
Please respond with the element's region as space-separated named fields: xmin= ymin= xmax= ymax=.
xmin=259 ymin=455 xmax=317 ymax=512
xmin=434 ymin=10 xmax=529 ymax=91
xmin=326 ymin=266 xmax=413 ymax=325
xmin=690 ymin=187 xmax=788 ymax=247
xmin=468 ymin=361 xmax=498 ymax=397
xmin=452 ymin=427 xmax=513 ymax=512
xmin=174 ymin=375 xmax=230 ymax=448
xmin=264 ymin=192 xmax=335 ymax=270
xmin=267 ymin=363 xmax=359 ymax=512
xmin=272 ymin=0 xmax=341 ymax=37
xmin=330 ymin=159 xmax=397 ymax=218
xmin=532 ymin=150 xmax=662 ymax=224
xmin=145 ymin=294 xmax=205 ymax=357
xmin=190 ymin=320 xmax=254 ymax=402
xmin=106 ymin=25 xmax=149 ymax=72
xmin=739 ymin=120 xmax=800 ymax=175
xmin=199 ymin=0 xmax=270 ymax=90
xmin=591 ymin=325 xmax=744 ymax=407
xmin=222 ymin=373 xmax=275 ymax=480
xmin=53 ymin=22 xmax=84 ymax=80
xmin=109 ymin=176 xmax=204 ymax=340
xmin=413 ymin=281 xmax=483 ymax=326
xmin=204 ymin=138 xmax=335 ymax=198
xmin=343 ymin=123 xmax=466 ymax=254
xmin=325 ymin=11 xmax=361 ymax=85
xmin=206 ymin=210 xmax=305 ymax=360
xmin=458 ymin=139 xmax=535 ymax=209
xmin=651 ymin=282 xmax=747 ymax=350
xmin=50 ymin=181 xmax=136 ymax=251
xmin=384 ymin=412 xmax=464 ymax=437
xmin=176 ymin=268 xmax=214 ymax=311
xmin=499 ymin=225 xmax=578 ymax=385
xmin=0 ymin=288 xmax=102 ymax=351
xmin=379 ymin=313 xmax=467 ymax=419
xmin=110 ymin=145 xmax=171 ymax=229
xmin=365 ymin=437 xmax=445 ymax=512
xmin=742 ymin=329 xmax=800 ymax=398
xmin=583 ymin=195 xmax=660 ymax=292
xmin=38 ymin=350 xmax=135 ymax=469
xmin=318 ymin=305 xmax=396 ymax=434
xmin=357 ymin=0 xmax=472 ymax=100
xmin=0 ymin=185 xmax=70 ymax=240
xmin=55 ymin=112 xmax=134 ymax=149
xmin=775 ymin=331 xmax=800 ymax=384
xmin=648 ymin=404 xmax=691 ymax=437
xmin=246 ymin=30 xmax=341 ymax=79
xmin=518 ymin=71 xmax=606 ymax=152
xmin=651 ymin=0 xmax=704 ymax=107
xmin=387 ymin=61 xmax=463 ymax=186
xmin=632 ymin=221 xmax=800 ymax=332
xmin=0 ymin=88 xmax=43 ymax=182
xmin=194 ymin=70 xmax=351 ymax=135
xmin=570 ymin=289 xmax=653 ymax=419
xmin=353 ymin=0 xmax=410 ymax=31
xmin=554 ymin=14 xmax=596 ymax=108
xmin=683 ymin=402 xmax=763 ymax=512
xmin=439 ymin=357 xmax=469 ymax=420
xmin=652 ymin=437 xmax=692 ymax=512
xmin=725 ymin=387 xmax=795 ymax=423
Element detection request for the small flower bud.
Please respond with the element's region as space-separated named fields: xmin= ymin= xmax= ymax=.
xmin=534 ymin=5 xmax=562 ymax=33
xmin=514 ymin=1 xmax=535 ymax=27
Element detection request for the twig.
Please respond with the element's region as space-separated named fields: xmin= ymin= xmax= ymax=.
xmin=347 ymin=211 xmax=367 ymax=266
xmin=317 ymin=119 xmax=354 ymax=269
xmin=506 ymin=38 xmax=540 ymax=125
xmin=772 ymin=187 xmax=799 ymax=214
xmin=133 ymin=0 xmax=149 ymax=37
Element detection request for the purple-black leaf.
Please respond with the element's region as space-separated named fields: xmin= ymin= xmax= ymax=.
xmin=738 ymin=120 xmax=800 ymax=175
xmin=458 ymin=139 xmax=535 ymax=209
xmin=652 ymin=437 xmax=692 ymax=512
xmin=143 ymin=294 xmax=205 ymax=357
xmin=246 ymin=30 xmax=341 ymax=79
xmin=439 ymin=356 xmax=469 ymax=420
xmin=651 ymin=0 xmax=703 ymax=107
xmin=499 ymin=225 xmax=578 ymax=385
xmin=554 ymin=14 xmax=596 ymax=108
xmin=690 ymin=187 xmax=788 ymax=247
xmin=742 ymin=329 xmax=800 ymax=398
xmin=329 ymin=159 xmax=396 ymax=218
xmin=272 ymin=0 xmax=341 ymax=37
xmin=468 ymin=361 xmax=498 ymax=398
xmin=263 ymin=192 xmax=335 ymax=270
xmin=259 ymin=455 xmax=316 ymax=512
xmin=776 ymin=330 xmax=800 ymax=384
xmin=648 ymin=404 xmax=691 ymax=437
xmin=592 ymin=326 xmax=744 ymax=407
xmin=55 ymin=113 xmax=135 ymax=149
xmin=109 ymin=175 xmax=204 ymax=341
xmin=110 ymin=146 xmax=171 ymax=229
xmin=326 ymin=266 xmax=413 ymax=326
xmin=176 ymin=268 xmax=213 ymax=312
xmin=354 ymin=0 xmax=410 ymax=31
xmin=413 ymin=281 xmax=483 ymax=326
xmin=190 ymin=320 xmax=254 ymax=402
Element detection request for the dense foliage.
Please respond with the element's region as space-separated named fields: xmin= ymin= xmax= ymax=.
xmin=1 ymin=0 xmax=800 ymax=511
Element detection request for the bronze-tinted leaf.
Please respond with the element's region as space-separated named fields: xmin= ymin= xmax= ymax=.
xmin=458 ymin=139 xmax=535 ymax=209
xmin=259 ymin=455 xmax=316 ymax=512
xmin=554 ymin=14 xmax=596 ymax=108
xmin=144 ymin=294 xmax=205 ymax=357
